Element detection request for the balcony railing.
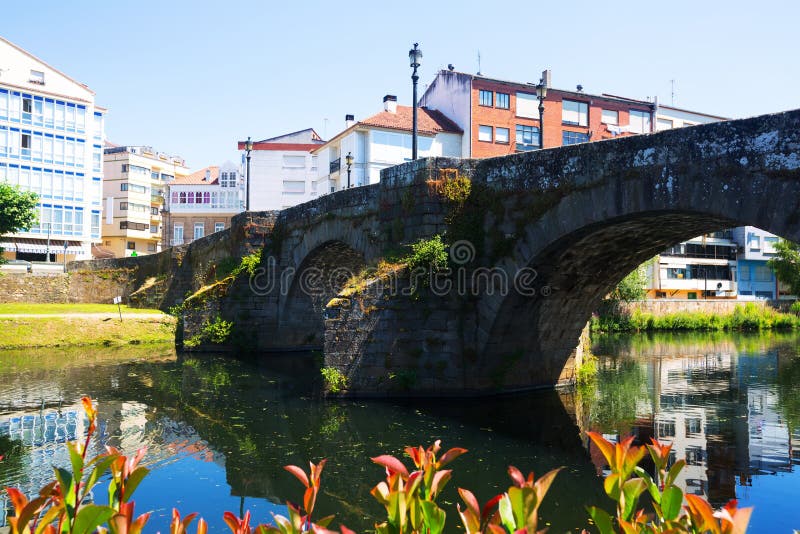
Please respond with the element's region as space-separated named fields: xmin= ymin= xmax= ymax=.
xmin=151 ymin=194 xmax=164 ymax=204
xmin=329 ymin=158 xmax=341 ymax=174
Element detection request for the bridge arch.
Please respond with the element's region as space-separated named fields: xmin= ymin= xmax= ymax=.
xmin=471 ymin=140 xmax=800 ymax=390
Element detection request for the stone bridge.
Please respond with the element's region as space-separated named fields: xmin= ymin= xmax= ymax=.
xmin=174 ymin=109 xmax=800 ymax=395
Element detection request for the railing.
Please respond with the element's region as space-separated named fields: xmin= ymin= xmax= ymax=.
xmin=329 ymin=158 xmax=341 ymax=173
xmin=151 ymin=194 xmax=164 ymax=204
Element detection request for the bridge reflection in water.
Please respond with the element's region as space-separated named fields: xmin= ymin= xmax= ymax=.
xmin=1 ymin=335 xmax=800 ymax=532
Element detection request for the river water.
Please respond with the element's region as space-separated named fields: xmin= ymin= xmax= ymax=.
xmin=1 ymin=333 xmax=799 ymax=532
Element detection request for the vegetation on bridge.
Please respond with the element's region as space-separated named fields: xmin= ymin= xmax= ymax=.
xmin=2 ymin=398 xmax=752 ymax=534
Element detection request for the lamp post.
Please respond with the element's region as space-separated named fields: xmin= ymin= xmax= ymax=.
xmin=536 ymin=79 xmax=547 ymax=150
xmin=408 ymin=43 xmax=422 ymax=160
xmin=345 ymin=152 xmax=353 ymax=188
xmin=46 ymin=222 xmax=51 ymax=262
xmin=244 ymin=137 xmax=253 ymax=211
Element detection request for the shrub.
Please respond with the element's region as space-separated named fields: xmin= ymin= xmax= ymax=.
xmin=321 ymin=366 xmax=348 ymax=393
xmin=406 ymin=235 xmax=448 ymax=273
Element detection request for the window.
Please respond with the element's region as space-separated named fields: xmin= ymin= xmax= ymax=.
xmin=120 ymin=202 xmax=128 ymax=210
xmin=748 ymin=233 xmax=761 ymax=251
xmin=764 ymin=236 xmax=779 ymax=254
xmin=29 ymin=70 xmax=45 ymax=85
xmin=601 ymin=109 xmax=619 ymax=125
xmin=562 ymin=100 xmax=588 ymax=126
xmin=515 ymin=124 xmax=540 ymax=151
xmin=667 ymin=268 xmax=686 ymax=279
xmin=478 ymin=125 xmax=493 ymax=142
xmin=220 ymin=171 xmax=237 ymax=187
xmin=173 ymin=223 xmax=184 ymax=245
xmin=516 ymin=92 xmax=538 ymax=118
xmin=151 ymin=207 xmax=159 ymax=215
xmin=120 ymin=183 xmax=128 ymax=191
xmin=479 ymin=90 xmax=493 ymax=107
xmin=214 ymin=222 xmax=225 ymax=233
xmin=495 ymin=93 xmax=510 ymax=109
xmin=193 ymin=222 xmax=204 ymax=240
xmin=739 ymin=264 xmax=750 ymax=280
xmin=283 ymin=155 xmax=306 ymax=168
xmin=150 ymin=224 xmax=159 ymax=234
xmin=147 ymin=243 xmax=157 ymax=252
xmin=754 ymin=266 xmax=772 ymax=282
xmin=629 ymin=110 xmax=651 ymax=134
xmin=495 ymin=127 xmax=509 ymax=144
xmin=685 ymin=446 xmax=705 ymax=466
xmin=283 ymin=180 xmax=306 ymax=193
xmin=562 ymin=131 xmax=590 ymax=145
xmin=657 ymin=118 xmax=674 ymax=131
xmin=687 ymin=292 xmax=698 ymax=300
xmin=127 ymin=241 xmax=136 ymax=250
xmin=657 ymin=420 xmax=675 ymax=438
xmin=685 ymin=418 xmax=702 ymax=435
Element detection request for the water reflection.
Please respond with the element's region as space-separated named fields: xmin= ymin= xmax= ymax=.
xmin=580 ymin=332 xmax=800 ymax=531
xmin=1 ymin=335 xmax=800 ymax=532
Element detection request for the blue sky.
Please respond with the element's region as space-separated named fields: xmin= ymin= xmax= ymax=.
xmin=3 ymin=0 xmax=797 ymax=170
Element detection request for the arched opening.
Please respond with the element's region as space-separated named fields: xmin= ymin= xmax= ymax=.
xmin=279 ymin=240 xmax=367 ymax=348
xmin=477 ymin=209 xmax=799 ymax=391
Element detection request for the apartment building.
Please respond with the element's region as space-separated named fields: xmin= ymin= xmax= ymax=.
xmin=732 ymin=226 xmax=784 ymax=300
xmin=102 ymin=145 xmax=189 ymax=257
xmin=419 ymin=68 xmax=654 ymax=159
xmin=314 ymin=95 xmax=462 ymax=192
xmin=646 ymin=232 xmax=738 ymax=300
xmin=166 ymin=163 xmax=243 ymax=246
xmin=236 ymin=129 xmax=324 ymax=210
xmin=0 ymin=36 xmax=105 ymax=261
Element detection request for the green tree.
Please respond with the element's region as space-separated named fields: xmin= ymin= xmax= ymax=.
xmin=0 ymin=183 xmax=39 ymax=259
xmin=768 ymin=239 xmax=800 ymax=296
xmin=609 ymin=260 xmax=650 ymax=302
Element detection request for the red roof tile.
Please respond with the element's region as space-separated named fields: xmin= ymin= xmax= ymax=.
xmin=171 ymin=166 xmax=220 ymax=185
xmin=358 ymin=105 xmax=462 ymax=135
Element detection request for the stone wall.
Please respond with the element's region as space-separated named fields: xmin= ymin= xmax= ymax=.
xmin=0 ymin=269 xmax=134 ymax=304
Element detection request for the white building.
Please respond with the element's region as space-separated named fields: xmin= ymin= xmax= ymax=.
xmin=166 ymin=162 xmax=243 ymax=246
xmin=654 ymin=103 xmax=728 ymax=131
xmin=237 ymin=129 xmax=324 ymax=211
xmin=0 ymin=36 xmax=105 ymax=261
xmin=314 ymin=95 xmax=463 ymax=193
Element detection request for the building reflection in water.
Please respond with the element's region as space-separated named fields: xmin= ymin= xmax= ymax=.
xmin=581 ymin=334 xmax=799 ymax=507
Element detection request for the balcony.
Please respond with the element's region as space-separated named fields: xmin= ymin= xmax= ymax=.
xmin=329 ymin=158 xmax=341 ymax=174
xmin=151 ymin=194 xmax=164 ymax=205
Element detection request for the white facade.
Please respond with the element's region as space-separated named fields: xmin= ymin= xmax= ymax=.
xmin=240 ymin=129 xmax=324 ymax=211
xmin=418 ymin=70 xmax=472 ymax=158
xmin=655 ymin=104 xmax=727 ymax=131
xmin=247 ymin=149 xmax=319 ymax=210
xmin=314 ymin=100 xmax=462 ymax=193
xmin=0 ymin=37 xmax=105 ymax=260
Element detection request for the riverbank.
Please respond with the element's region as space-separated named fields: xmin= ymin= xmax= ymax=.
xmin=591 ymin=301 xmax=800 ymax=333
xmin=0 ymin=303 xmax=175 ymax=348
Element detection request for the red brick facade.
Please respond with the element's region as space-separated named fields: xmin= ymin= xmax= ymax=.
xmin=469 ymin=77 xmax=653 ymax=158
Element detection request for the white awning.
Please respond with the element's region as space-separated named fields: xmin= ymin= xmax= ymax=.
xmin=1 ymin=239 xmax=85 ymax=254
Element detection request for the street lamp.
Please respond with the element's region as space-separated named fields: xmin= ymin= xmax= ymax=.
xmin=244 ymin=137 xmax=253 ymax=211
xmin=536 ymin=79 xmax=547 ymax=150
xmin=408 ymin=43 xmax=422 ymax=160
xmin=345 ymin=152 xmax=353 ymax=188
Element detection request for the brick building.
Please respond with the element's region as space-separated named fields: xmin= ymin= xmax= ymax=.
xmin=419 ymin=69 xmax=654 ymax=158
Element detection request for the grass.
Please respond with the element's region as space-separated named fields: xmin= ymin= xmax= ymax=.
xmin=592 ymin=302 xmax=800 ymax=333
xmin=0 ymin=303 xmax=164 ymax=315
xmin=0 ymin=315 xmax=176 ymax=349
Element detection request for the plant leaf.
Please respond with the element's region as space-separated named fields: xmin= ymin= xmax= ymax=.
xmin=533 ymin=467 xmax=561 ymax=503
xmin=660 ymin=485 xmax=683 ymax=521
xmin=586 ymin=506 xmax=614 ymax=534
xmin=458 ymin=488 xmax=480 ymax=517
xmin=284 ymin=465 xmax=310 ymax=488
xmin=122 ymin=466 xmax=149 ymax=502
xmin=420 ymin=501 xmax=446 ymax=534
xmin=73 ymin=504 xmax=116 ymax=534
xmin=586 ymin=432 xmax=615 ymax=469
xmin=371 ymin=455 xmax=409 ymax=479
xmin=437 ymin=447 xmax=467 ymax=468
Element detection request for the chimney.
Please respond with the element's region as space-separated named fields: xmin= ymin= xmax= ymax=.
xmin=203 ymin=169 xmax=210 ymax=181
xmin=447 ymin=63 xmax=455 ymax=71
xmin=383 ymin=95 xmax=397 ymax=113
xmin=576 ymin=84 xmax=583 ymax=93
xmin=541 ymin=69 xmax=552 ymax=88
xmin=345 ymin=114 xmax=355 ymax=128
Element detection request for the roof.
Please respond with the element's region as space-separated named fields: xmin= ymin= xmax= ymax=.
xmin=257 ymin=128 xmax=325 ymax=144
xmin=171 ymin=166 xmax=220 ymax=185
xmin=359 ymin=105 xmax=463 ymax=135
xmin=0 ymin=36 xmax=96 ymax=96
